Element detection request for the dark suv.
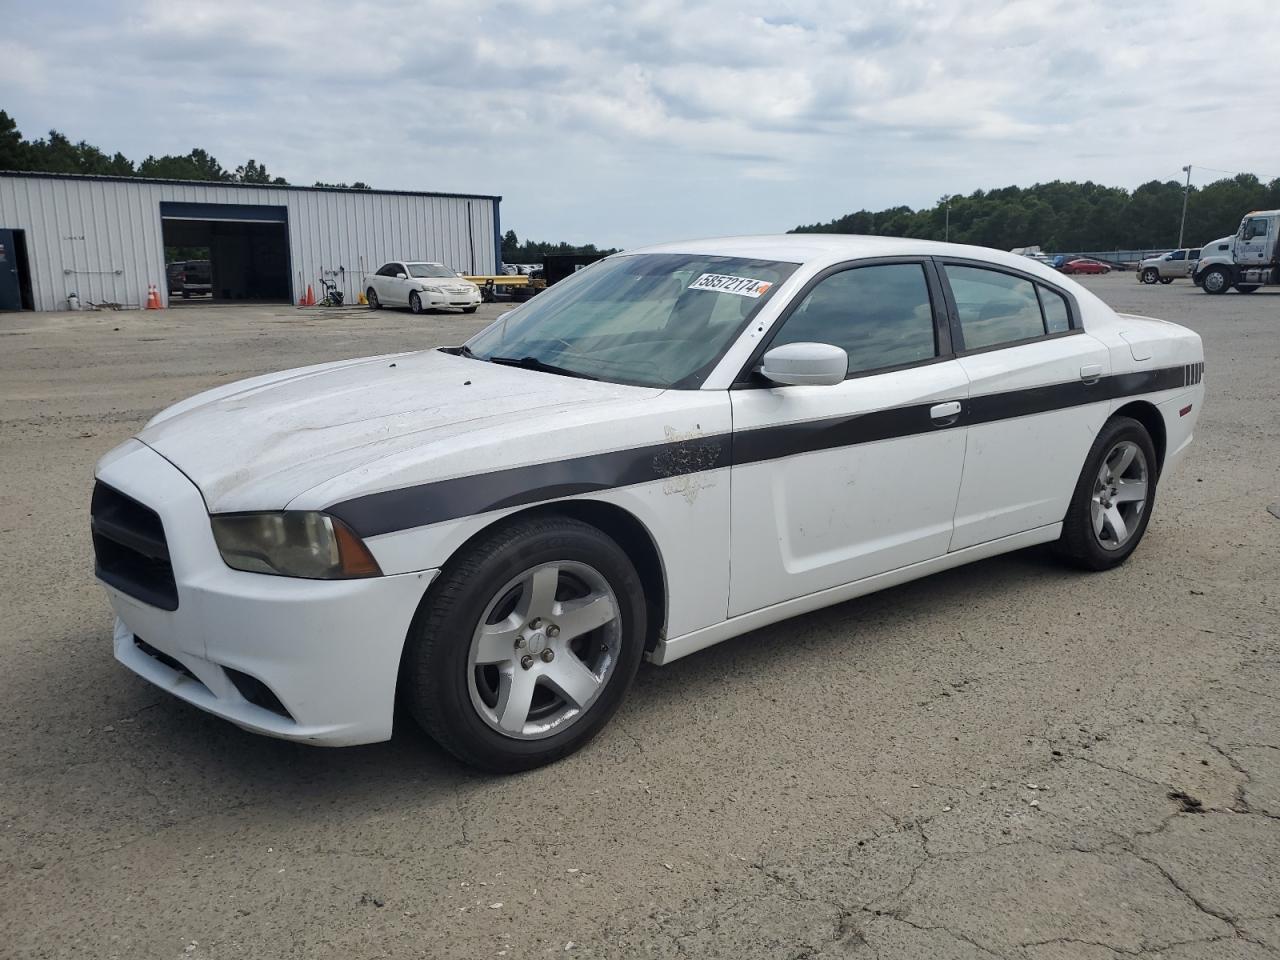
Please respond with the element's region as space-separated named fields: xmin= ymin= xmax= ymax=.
xmin=165 ymin=260 xmax=212 ymax=298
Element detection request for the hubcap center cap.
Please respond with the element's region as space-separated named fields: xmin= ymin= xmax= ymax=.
xmin=525 ymin=631 xmax=548 ymax=656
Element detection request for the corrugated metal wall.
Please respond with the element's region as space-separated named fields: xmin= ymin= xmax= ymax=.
xmin=0 ymin=174 xmax=499 ymax=310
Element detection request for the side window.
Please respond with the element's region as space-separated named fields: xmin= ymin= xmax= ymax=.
xmin=1244 ymin=218 xmax=1269 ymax=241
xmin=946 ymin=265 xmax=1045 ymax=350
xmin=1190 ymin=249 xmax=1201 ymax=260
xmin=769 ymin=263 xmax=937 ymax=376
xmin=1038 ymin=286 xmax=1071 ymax=334
xmin=376 ymin=263 xmax=397 ymax=277
xmin=1170 ymin=250 xmax=1185 ymax=261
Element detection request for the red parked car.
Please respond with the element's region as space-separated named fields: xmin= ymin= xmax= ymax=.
xmin=1060 ymin=258 xmax=1111 ymax=275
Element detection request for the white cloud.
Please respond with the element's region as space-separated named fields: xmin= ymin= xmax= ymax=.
xmin=4 ymin=0 xmax=1279 ymax=247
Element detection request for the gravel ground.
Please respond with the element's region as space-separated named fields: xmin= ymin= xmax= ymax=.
xmin=1 ymin=277 xmax=1277 ymax=960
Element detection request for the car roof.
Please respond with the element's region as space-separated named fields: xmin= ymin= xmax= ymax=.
xmin=403 ymin=261 xmax=445 ymax=266
xmin=624 ymin=234 xmax=1057 ymax=274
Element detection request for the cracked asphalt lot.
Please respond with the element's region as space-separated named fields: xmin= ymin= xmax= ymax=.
xmin=1 ymin=277 xmax=1277 ymax=959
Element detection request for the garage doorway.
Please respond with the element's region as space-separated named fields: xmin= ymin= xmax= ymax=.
xmin=159 ymin=202 xmax=291 ymax=304
xmin=0 ymin=228 xmax=35 ymax=310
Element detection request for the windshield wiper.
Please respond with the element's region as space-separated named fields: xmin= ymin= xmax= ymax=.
xmin=483 ymin=355 xmax=600 ymax=381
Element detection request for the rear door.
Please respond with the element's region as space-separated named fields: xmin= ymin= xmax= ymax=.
xmin=372 ymin=262 xmax=406 ymax=304
xmin=728 ymin=259 xmax=970 ymax=615
xmin=938 ymin=260 xmax=1111 ymax=551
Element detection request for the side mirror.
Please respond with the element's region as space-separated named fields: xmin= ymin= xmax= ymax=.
xmin=396 ymin=272 xmax=407 ymax=280
xmin=759 ymin=342 xmax=848 ymax=386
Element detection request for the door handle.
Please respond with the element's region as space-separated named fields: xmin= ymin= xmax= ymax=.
xmin=1080 ymin=363 xmax=1103 ymax=383
xmin=929 ymin=400 xmax=962 ymax=425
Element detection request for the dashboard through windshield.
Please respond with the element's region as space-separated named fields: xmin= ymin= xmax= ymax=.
xmin=464 ymin=253 xmax=798 ymax=388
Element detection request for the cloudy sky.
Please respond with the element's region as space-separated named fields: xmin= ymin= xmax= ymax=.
xmin=3 ymin=0 xmax=1278 ymax=248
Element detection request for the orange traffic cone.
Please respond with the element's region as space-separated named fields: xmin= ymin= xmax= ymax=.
xmin=305 ymin=284 xmax=315 ymax=306
xmin=145 ymin=283 xmax=162 ymax=310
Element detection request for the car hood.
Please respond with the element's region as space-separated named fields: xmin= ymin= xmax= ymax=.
xmin=138 ymin=349 xmax=661 ymax=513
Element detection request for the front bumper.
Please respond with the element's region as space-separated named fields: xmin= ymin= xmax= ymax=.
xmin=95 ymin=440 xmax=436 ymax=745
xmin=423 ymin=288 xmax=481 ymax=308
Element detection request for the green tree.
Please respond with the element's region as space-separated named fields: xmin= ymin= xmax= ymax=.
xmin=0 ymin=110 xmax=29 ymax=170
xmin=233 ymin=159 xmax=287 ymax=185
xmin=137 ymin=148 xmax=230 ymax=181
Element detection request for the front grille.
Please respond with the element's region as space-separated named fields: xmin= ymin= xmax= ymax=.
xmin=91 ymin=482 xmax=179 ymax=610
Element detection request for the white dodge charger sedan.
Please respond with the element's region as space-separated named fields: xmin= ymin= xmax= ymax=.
xmin=92 ymin=236 xmax=1204 ymax=771
xmin=365 ymin=261 xmax=481 ymax=314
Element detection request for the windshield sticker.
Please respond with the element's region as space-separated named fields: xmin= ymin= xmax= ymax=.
xmin=688 ymin=273 xmax=773 ymax=298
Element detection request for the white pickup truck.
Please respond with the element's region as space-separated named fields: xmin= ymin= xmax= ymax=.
xmin=1190 ymin=211 xmax=1280 ymax=294
xmin=1137 ymin=248 xmax=1200 ymax=284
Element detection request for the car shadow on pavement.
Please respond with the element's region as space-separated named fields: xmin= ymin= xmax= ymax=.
xmin=56 ymin=544 xmax=1073 ymax=816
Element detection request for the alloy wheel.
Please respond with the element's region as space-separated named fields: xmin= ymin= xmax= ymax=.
xmin=1091 ymin=440 xmax=1148 ymax=551
xmin=467 ymin=561 xmax=622 ymax=740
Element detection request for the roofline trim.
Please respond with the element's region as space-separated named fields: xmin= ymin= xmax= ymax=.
xmin=0 ymin=169 xmax=502 ymax=202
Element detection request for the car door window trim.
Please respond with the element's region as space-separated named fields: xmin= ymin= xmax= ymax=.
xmin=732 ymin=256 xmax=952 ymax=388
xmin=934 ymin=257 xmax=1084 ymax=356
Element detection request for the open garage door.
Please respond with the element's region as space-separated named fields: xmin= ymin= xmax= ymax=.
xmin=160 ymin=202 xmax=291 ymax=304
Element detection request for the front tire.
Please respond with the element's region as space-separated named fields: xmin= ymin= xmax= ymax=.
xmin=409 ymin=291 xmax=424 ymax=314
xmin=1141 ymin=268 xmax=1159 ymax=284
xmin=1202 ymin=267 xmax=1231 ymax=294
xmin=403 ymin=516 xmax=647 ymax=772
xmin=1057 ymin=416 xmax=1157 ymax=571
xmin=367 ymin=287 xmax=381 ymax=309
xmin=1159 ymin=277 xmax=1173 ymax=284
xmin=463 ymin=305 xmax=479 ymax=314
xmin=1235 ymin=284 xmax=1259 ymax=294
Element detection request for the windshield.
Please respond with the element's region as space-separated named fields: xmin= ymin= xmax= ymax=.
xmin=408 ymin=263 xmax=457 ymax=279
xmin=464 ymin=253 xmax=797 ymax=388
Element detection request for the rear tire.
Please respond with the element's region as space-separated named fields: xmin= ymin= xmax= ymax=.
xmin=402 ymin=516 xmax=647 ymax=772
xmin=1057 ymin=416 xmax=1157 ymax=571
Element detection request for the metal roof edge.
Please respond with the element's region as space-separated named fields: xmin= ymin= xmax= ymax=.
xmin=0 ymin=169 xmax=501 ymax=202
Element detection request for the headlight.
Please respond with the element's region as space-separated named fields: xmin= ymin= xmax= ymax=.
xmin=421 ymin=285 xmax=443 ymax=294
xmin=210 ymin=512 xmax=381 ymax=579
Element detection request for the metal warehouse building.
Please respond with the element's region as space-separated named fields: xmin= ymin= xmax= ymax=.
xmin=0 ymin=171 xmax=501 ymax=311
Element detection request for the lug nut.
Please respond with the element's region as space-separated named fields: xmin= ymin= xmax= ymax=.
xmin=515 ymin=637 xmax=526 ymax=649
xmin=521 ymin=655 xmax=534 ymax=670
xmin=528 ymin=618 xmax=542 ymax=629
xmin=540 ymin=649 xmax=555 ymax=663
xmin=547 ymin=625 xmax=560 ymax=638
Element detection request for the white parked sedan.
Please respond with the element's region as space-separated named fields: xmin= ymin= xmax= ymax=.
xmin=365 ymin=260 xmax=481 ymax=313
xmin=92 ymin=236 xmax=1204 ymax=771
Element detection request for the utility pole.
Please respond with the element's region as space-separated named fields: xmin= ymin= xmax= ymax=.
xmin=941 ymin=195 xmax=952 ymax=242
xmin=1177 ymin=165 xmax=1192 ymax=249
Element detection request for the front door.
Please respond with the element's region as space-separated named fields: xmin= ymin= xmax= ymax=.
xmin=728 ymin=260 xmax=969 ymax=616
xmin=936 ymin=260 xmax=1113 ymax=551
xmin=1237 ymin=217 xmax=1271 ymax=267
xmin=0 ymin=229 xmax=24 ymax=311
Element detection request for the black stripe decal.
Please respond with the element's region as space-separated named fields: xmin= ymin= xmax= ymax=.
xmin=329 ymin=435 xmax=731 ymax=538
xmin=327 ymin=365 xmax=1194 ymax=538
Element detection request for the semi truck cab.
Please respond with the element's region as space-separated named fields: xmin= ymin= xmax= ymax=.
xmin=1192 ymin=210 xmax=1280 ymax=294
